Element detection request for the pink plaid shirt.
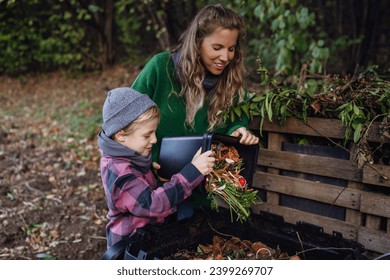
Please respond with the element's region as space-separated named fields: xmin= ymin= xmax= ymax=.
xmin=99 ymin=151 xmax=204 ymax=248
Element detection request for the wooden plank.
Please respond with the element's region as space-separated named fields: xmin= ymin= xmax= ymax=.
xmin=254 ymin=171 xmax=361 ymax=210
xmin=357 ymin=227 xmax=390 ymax=254
xmin=345 ymin=144 xmax=364 ymax=226
xmin=362 ymin=164 xmax=390 ymax=188
xmin=264 ymin=133 xmax=287 ymax=205
xmin=249 ymin=117 xmax=389 ymax=143
xmin=252 ymin=201 xmax=390 ymax=254
xmin=365 ymin=215 xmax=381 ymax=231
xmin=387 ymin=219 xmax=390 ymax=234
xmin=259 ymin=149 xmax=362 ymax=181
xmin=252 ymin=203 xmax=358 ymax=240
xmin=365 ymin=123 xmax=390 ymax=144
xmin=360 ymin=192 xmax=390 ymax=218
xmin=263 ymin=118 xmax=346 ymax=139
xmin=249 ymin=117 xmax=345 ymax=139
xmin=345 ymin=209 xmax=362 ymax=226
xmin=345 ymin=182 xmax=364 ymax=224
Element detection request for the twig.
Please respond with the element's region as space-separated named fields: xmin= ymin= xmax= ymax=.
xmin=296 ymin=246 xmax=355 ymax=256
xmin=207 ymin=220 xmax=236 ymax=239
xmin=255 ymin=248 xmax=271 ymax=259
xmin=295 ymin=231 xmax=306 ymax=260
xmin=365 ymin=163 xmax=389 ymax=181
xmin=24 ymin=181 xmax=45 ymax=196
xmin=358 ymin=113 xmax=389 ymax=180
xmin=339 ymin=64 xmax=359 ymax=93
xmin=329 ymin=187 xmax=347 ymax=211
xmin=90 ymin=235 xmax=107 ymax=240
xmin=374 ymin=252 xmax=390 ymax=260
xmin=207 ymin=221 xmax=252 ymax=252
xmin=362 ymin=113 xmax=386 ymax=139
xmin=294 ymin=117 xmax=351 ymax=153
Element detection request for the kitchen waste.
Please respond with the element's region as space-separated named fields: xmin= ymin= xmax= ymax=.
xmin=205 ymin=142 xmax=260 ymax=222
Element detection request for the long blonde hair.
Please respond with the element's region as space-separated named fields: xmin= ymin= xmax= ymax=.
xmin=171 ymin=4 xmax=246 ymax=130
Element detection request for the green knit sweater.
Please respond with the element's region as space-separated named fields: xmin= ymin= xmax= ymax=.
xmin=131 ymin=52 xmax=248 ymax=162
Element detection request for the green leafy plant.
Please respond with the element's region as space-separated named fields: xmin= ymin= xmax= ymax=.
xmin=225 ymin=60 xmax=390 ymax=147
xmin=229 ymin=0 xmax=332 ymax=76
xmin=23 ymin=223 xmax=45 ymax=236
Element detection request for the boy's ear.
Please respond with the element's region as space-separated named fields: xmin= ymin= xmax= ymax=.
xmin=114 ymin=130 xmax=125 ymax=142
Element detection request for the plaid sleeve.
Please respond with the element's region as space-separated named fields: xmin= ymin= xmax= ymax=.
xmin=111 ymin=161 xmax=202 ymax=219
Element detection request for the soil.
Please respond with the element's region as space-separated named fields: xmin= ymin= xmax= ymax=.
xmin=0 ymin=65 xmax=142 ymax=260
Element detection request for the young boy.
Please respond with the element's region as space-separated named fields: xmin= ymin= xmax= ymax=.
xmin=97 ymin=87 xmax=215 ymax=249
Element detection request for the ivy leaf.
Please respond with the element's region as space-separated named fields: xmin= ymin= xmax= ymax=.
xmin=230 ymin=110 xmax=236 ymax=122
xmin=241 ymin=103 xmax=250 ymax=117
xmin=353 ymin=123 xmax=363 ymax=143
xmin=353 ymin=104 xmax=360 ymax=115
xmin=234 ymin=107 xmax=242 ymax=118
xmin=251 ymin=95 xmax=264 ymax=102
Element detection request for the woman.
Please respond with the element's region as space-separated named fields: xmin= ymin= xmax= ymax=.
xmin=131 ymin=4 xmax=259 ymax=164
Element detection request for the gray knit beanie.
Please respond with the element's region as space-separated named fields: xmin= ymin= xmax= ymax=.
xmin=102 ymin=87 xmax=157 ymax=137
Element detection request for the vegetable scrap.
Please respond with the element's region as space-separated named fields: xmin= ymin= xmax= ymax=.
xmin=165 ymin=235 xmax=298 ymax=260
xmin=205 ymin=142 xmax=260 ymax=222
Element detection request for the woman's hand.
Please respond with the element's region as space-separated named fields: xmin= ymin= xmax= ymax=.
xmin=230 ymin=127 xmax=259 ymax=145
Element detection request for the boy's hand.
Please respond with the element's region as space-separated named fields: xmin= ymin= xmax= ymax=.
xmin=152 ymin=162 xmax=169 ymax=182
xmin=191 ymin=148 xmax=215 ymax=176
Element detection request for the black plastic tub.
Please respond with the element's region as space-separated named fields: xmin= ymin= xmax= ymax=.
xmin=123 ymin=208 xmax=367 ymax=260
xmin=158 ymin=132 xmax=259 ymax=187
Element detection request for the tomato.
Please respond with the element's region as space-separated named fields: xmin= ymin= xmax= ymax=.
xmin=238 ymin=177 xmax=246 ymax=186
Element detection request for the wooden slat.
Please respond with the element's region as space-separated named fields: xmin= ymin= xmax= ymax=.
xmin=360 ymin=192 xmax=390 ymax=218
xmin=345 ymin=144 xmax=364 ymax=227
xmin=264 ymin=132 xmax=287 ymax=205
xmin=365 ymin=215 xmax=381 ymax=231
xmin=345 ymin=183 xmax=363 ymax=225
xmin=263 ymin=118 xmax=346 ymax=139
xmin=362 ymin=163 xmax=390 ymax=188
xmin=252 ymin=203 xmax=358 ymax=240
xmin=249 ymin=117 xmax=345 ymax=139
xmin=357 ymin=227 xmax=390 ymax=254
xmin=249 ymin=117 xmax=389 ymax=143
xmin=345 ymin=209 xmax=362 ymax=226
xmin=259 ymin=149 xmax=362 ymax=181
xmin=254 ymin=171 xmax=360 ymax=210
xmin=365 ymin=123 xmax=390 ymax=144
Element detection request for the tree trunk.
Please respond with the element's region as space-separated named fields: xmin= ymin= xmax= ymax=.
xmin=104 ymin=0 xmax=114 ymax=67
xmin=145 ymin=4 xmax=170 ymax=51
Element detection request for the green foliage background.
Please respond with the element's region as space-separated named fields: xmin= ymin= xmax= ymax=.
xmin=0 ymin=0 xmax=102 ymax=74
xmin=1 ymin=0 xmax=389 ymax=77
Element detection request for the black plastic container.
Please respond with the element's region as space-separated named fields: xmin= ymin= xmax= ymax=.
xmin=158 ymin=132 xmax=259 ymax=187
xmin=157 ymin=135 xmax=203 ymax=179
xmin=124 ymin=208 xmax=366 ymax=260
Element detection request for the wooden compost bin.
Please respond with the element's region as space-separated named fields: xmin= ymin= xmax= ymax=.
xmin=248 ymin=117 xmax=390 ymax=255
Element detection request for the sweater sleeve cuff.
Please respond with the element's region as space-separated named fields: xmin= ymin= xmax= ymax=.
xmin=227 ymin=124 xmax=244 ymax=136
xmin=226 ymin=114 xmax=249 ymax=135
xmin=179 ymin=163 xmax=203 ymax=184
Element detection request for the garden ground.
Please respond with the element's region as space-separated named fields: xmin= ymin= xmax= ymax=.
xmin=0 ymin=65 xmax=140 ymax=259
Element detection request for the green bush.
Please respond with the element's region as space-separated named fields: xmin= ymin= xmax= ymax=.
xmin=228 ymin=0 xmax=334 ymax=77
xmin=0 ymin=0 xmax=100 ymax=75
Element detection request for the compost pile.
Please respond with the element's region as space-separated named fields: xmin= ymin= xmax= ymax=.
xmin=205 ymin=143 xmax=259 ymax=222
xmin=165 ymin=234 xmax=299 ymax=260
